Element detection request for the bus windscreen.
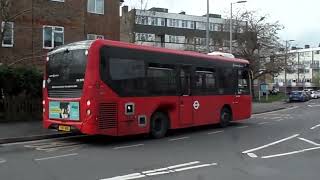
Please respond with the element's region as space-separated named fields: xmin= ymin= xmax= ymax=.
xmin=47 ymin=49 xmax=87 ymax=90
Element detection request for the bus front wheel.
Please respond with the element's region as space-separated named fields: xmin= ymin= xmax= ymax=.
xmin=150 ymin=112 xmax=169 ymax=139
xmin=220 ymin=107 xmax=232 ymax=128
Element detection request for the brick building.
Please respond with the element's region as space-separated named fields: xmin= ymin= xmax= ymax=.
xmin=0 ymin=0 xmax=121 ymax=67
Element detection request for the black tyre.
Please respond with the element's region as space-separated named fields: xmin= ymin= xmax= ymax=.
xmin=150 ymin=112 xmax=169 ymax=139
xmin=220 ymin=107 xmax=232 ymax=128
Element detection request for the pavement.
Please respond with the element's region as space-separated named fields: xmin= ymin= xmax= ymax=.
xmin=0 ymin=101 xmax=291 ymax=144
xmin=0 ymin=99 xmax=319 ymax=180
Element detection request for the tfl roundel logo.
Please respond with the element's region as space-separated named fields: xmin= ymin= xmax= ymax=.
xmin=193 ymin=101 xmax=200 ymax=110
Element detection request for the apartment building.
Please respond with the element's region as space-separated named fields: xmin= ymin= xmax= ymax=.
xmin=120 ymin=6 xmax=246 ymax=53
xmin=274 ymin=46 xmax=320 ymax=89
xmin=0 ymin=0 xmax=121 ymax=67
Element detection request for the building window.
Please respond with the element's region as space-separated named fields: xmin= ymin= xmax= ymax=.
xmin=150 ymin=17 xmax=158 ymax=26
xmin=43 ymin=26 xmax=64 ymax=49
xmin=168 ymin=19 xmax=179 ymax=28
xmin=1 ymin=22 xmax=14 ymax=47
xmin=169 ymin=35 xmax=179 ymax=43
xmin=135 ymin=33 xmax=155 ymax=42
xmin=190 ymin=21 xmax=195 ymax=29
xmin=88 ymin=0 xmax=104 ymax=14
xmin=87 ymin=34 xmax=104 ymax=40
xmin=159 ymin=18 xmax=165 ymax=26
xmin=181 ymin=20 xmax=187 ymax=28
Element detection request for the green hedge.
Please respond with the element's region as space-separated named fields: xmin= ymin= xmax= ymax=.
xmin=0 ymin=66 xmax=43 ymax=98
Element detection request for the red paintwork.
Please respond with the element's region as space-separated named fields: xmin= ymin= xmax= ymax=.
xmin=43 ymin=39 xmax=252 ymax=136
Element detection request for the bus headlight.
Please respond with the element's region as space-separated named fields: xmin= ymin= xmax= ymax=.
xmin=86 ymin=100 xmax=91 ymax=106
xmin=43 ymin=108 xmax=46 ymax=113
xmin=42 ymin=100 xmax=46 ymax=105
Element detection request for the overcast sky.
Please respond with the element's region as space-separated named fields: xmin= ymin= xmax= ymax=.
xmin=123 ymin=0 xmax=320 ymax=48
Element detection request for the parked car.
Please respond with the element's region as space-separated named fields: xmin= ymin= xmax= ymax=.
xmin=289 ymin=91 xmax=309 ymax=102
xmin=313 ymin=90 xmax=320 ymax=99
xmin=303 ymin=89 xmax=312 ymax=100
xmin=310 ymin=91 xmax=319 ymax=99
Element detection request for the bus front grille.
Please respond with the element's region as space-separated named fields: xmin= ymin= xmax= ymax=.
xmin=48 ymin=89 xmax=82 ymax=98
xmin=98 ymin=103 xmax=118 ymax=129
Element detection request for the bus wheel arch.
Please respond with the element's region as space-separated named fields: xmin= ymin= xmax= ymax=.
xmin=149 ymin=107 xmax=172 ymax=139
xmin=220 ymin=105 xmax=233 ymax=128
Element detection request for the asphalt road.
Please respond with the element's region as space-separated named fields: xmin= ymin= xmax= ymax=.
xmin=1 ymin=99 xmax=320 ymax=180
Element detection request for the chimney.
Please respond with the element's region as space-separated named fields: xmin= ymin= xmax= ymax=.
xmin=305 ymin=45 xmax=310 ymax=49
xmin=122 ymin=6 xmax=129 ymax=16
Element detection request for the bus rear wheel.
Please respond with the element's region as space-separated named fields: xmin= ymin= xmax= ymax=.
xmin=220 ymin=107 xmax=232 ymax=128
xmin=150 ymin=112 xmax=169 ymax=139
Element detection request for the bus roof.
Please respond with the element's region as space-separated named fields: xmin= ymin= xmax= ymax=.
xmin=51 ymin=39 xmax=249 ymax=64
xmin=94 ymin=40 xmax=249 ymax=64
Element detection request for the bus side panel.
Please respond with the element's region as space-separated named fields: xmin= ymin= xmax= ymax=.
xmin=234 ymin=95 xmax=252 ymax=120
xmin=117 ymin=97 xmax=180 ymax=136
xmin=192 ymin=95 xmax=241 ymax=126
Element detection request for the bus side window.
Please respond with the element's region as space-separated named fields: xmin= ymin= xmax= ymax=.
xmin=218 ymin=68 xmax=235 ymax=95
xmin=147 ymin=64 xmax=177 ymax=96
xmin=194 ymin=68 xmax=216 ymax=95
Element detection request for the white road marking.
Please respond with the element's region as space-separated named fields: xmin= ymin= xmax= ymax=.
xmin=34 ymin=153 xmax=78 ymax=161
xmin=168 ymin=137 xmax=189 ymax=141
xmin=1 ymin=135 xmax=88 ymax=147
xmin=0 ymin=159 xmax=6 ymax=164
xmin=236 ymin=126 xmax=249 ymax=129
xmin=258 ymin=122 xmax=269 ymax=125
xmin=261 ymin=146 xmax=320 ymax=159
xmin=252 ymin=106 xmax=298 ymax=117
xmin=100 ymin=161 xmax=217 ymax=180
xmin=308 ymin=104 xmax=320 ymax=107
xmin=207 ymin=130 xmax=224 ymax=135
xmin=174 ymin=163 xmax=217 ymax=172
xmin=247 ymin=153 xmax=258 ymax=158
xmin=310 ymin=124 xmax=320 ymax=130
xmin=242 ymin=134 xmax=300 ymax=154
xmin=142 ymin=161 xmax=200 ymax=174
xmin=113 ymin=144 xmax=144 ymax=150
xmin=276 ymin=119 xmax=285 ymax=122
xmin=298 ymin=138 xmax=320 ymax=146
xmin=147 ymin=171 xmax=172 ymax=176
xmin=101 ymin=173 xmax=146 ymax=180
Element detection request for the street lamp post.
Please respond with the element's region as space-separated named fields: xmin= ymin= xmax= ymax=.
xmin=284 ymin=39 xmax=295 ymax=99
xmin=206 ymin=0 xmax=210 ymax=53
xmin=230 ymin=1 xmax=247 ymax=54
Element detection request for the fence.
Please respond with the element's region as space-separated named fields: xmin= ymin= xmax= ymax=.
xmin=0 ymin=96 xmax=42 ymax=122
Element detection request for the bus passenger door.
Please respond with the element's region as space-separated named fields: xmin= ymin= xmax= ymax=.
xmin=234 ymin=69 xmax=251 ymax=120
xmin=179 ymin=66 xmax=194 ymax=125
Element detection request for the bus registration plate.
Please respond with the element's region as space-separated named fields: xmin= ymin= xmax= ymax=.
xmin=58 ymin=125 xmax=71 ymax=132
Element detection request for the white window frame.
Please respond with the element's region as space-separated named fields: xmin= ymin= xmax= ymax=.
xmin=1 ymin=21 xmax=14 ymax=47
xmin=87 ymin=34 xmax=104 ymax=40
xmin=42 ymin=25 xmax=64 ymax=49
xmin=87 ymin=0 xmax=104 ymax=15
xmin=51 ymin=0 xmax=65 ymax=2
xmin=159 ymin=18 xmax=165 ymax=26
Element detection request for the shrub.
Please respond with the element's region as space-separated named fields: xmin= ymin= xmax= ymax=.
xmin=0 ymin=66 xmax=43 ymax=98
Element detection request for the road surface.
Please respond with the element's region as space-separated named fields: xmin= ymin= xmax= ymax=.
xmin=0 ymin=100 xmax=320 ymax=180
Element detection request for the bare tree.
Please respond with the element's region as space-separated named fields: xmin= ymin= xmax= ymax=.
xmin=227 ymin=10 xmax=292 ymax=96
